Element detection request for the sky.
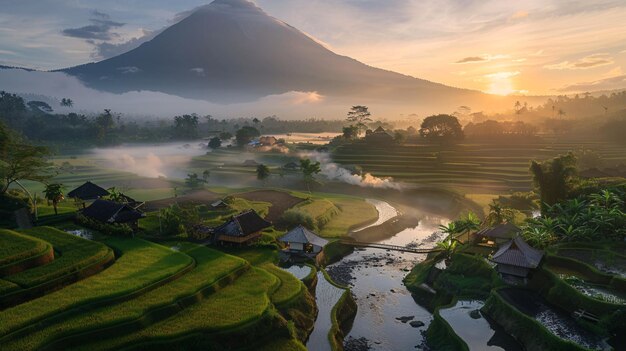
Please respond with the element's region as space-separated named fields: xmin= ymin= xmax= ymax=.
xmin=1 ymin=0 xmax=626 ymax=96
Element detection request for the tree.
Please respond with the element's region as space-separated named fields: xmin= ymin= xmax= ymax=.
xmin=530 ymin=153 xmax=578 ymax=213
xmin=0 ymin=91 xmax=27 ymax=128
xmin=208 ymin=137 xmax=221 ymax=149
xmin=202 ymin=170 xmax=210 ymax=183
xmin=419 ymin=114 xmax=464 ymax=142
xmin=484 ymin=201 xmax=518 ymax=227
xmin=300 ymin=158 xmax=321 ymax=192
xmin=457 ymin=212 xmax=480 ymax=243
xmin=173 ymin=114 xmax=199 ymax=139
xmin=95 ymin=109 xmax=115 ymax=143
xmin=60 ymin=98 xmax=74 ymax=107
xmin=346 ymin=106 xmax=372 ymax=135
xmin=219 ymin=131 xmax=233 ymax=140
xmin=394 ymin=130 xmax=407 ymax=144
xmin=107 ymin=187 xmax=126 ymax=203
xmin=342 ymin=125 xmax=359 ymax=140
xmin=43 ymin=183 xmax=64 ymax=215
xmin=0 ymin=125 xmax=53 ymax=195
xmin=235 ymin=126 xmax=260 ymax=146
xmin=438 ymin=222 xmax=460 ymax=240
xmin=185 ymin=173 xmax=205 ymax=188
xmin=436 ymin=239 xmax=458 ymax=260
xmin=256 ymin=164 xmax=270 ymax=182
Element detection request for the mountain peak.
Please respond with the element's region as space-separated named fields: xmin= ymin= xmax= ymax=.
xmin=204 ymin=0 xmax=261 ymax=12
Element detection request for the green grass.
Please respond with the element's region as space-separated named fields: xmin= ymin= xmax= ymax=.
xmin=262 ymin=264 xmax=304 ymax=306
xmin=74 ymin=267 xmax=279 ymax=350
xmin=0 ymin=229 xmax=50 ymax=267
xmin=0 ymin=238 xmax=193 ymax=337
xmin=2 ymin=243 xmax=247 ymax=351
xmin=0 ymin=280 xmax=20 ymax=295
xmin=4 ymin=227 xmax=112 ymax=288
xmin=320 ymin=197 xmax=379 ymax=237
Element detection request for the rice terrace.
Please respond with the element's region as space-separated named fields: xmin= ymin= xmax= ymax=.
xmin=1 ymin=1 xmax=626 ymax=350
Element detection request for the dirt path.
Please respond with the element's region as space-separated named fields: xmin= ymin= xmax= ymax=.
xmin=234 ymin=190 xmax=305 ymax=222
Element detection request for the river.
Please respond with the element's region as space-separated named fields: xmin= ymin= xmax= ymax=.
xmin=325 ymin=199 xmax=450 ymax=350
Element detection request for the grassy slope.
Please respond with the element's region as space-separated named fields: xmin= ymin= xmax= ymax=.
xmin=0 ymin=230 xmax=49 ymax=267
xmin=321 ymin=197 xmax=379 ymax=237
xmin=5 ymin=227 xmax=111 ymax=287
xmin=2 ymin=243 xmax=246 ymax=350
xmin=0 ymin=238 xmax=192 ymax=337
xmin=75 ymin=267 xmax=278 ymax=350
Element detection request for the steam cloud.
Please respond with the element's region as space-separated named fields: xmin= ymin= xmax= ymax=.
xmin=302 ymin=151 xmax=402 ymax=190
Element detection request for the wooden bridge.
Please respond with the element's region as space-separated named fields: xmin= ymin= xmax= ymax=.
xmin=339 ymin=240 xmax=442 ymax=254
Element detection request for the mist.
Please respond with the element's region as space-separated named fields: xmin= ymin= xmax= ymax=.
xmin=91 ymin=143 xmax=208 ymax=179
xmin=303 ymin=151 xmax=403 ymax=190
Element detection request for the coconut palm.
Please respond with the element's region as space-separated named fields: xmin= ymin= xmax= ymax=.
xmin=438 ymin=222 xmax=460 ymax=240
xmin=436 ymin=239 xmax=458 ymax=259
xmin=458 ymin=212 xmax=481 ymax=243
xmin=484 ymin=201 xmax=517 ymax=227
xmin=43 ymin=183 xmax=64 ymax=215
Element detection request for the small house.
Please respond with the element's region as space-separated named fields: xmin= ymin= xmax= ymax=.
xmin=242 ymin=159 xmax=259 ymax=167
xmin=259 ymin=136 xmax=277 ymax=146
xmin=68 ymin=181 xmax=110 ymax=200
xmin=68 ymin=181 xmax=110 ymax=208
xmin=282 ymin=162 xmax=300 ymax=171
xmin=365 ymin=126 xmax=394 ymax=144
xmin=210 ymin=199 xmax=229 ymax=209
xmin=490 ymin=236 xmax=543 ymax=284
xmin=212 ymin=210 xmax=271 ymax=245
xmin=279 ymin=225 xmax=329 ymax=262
xmin=475 ymin=223 xmax=521 ymax=246
xmin=81 ymin=199 xmax=145 ymax=230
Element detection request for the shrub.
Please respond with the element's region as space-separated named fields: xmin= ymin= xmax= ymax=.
xmin=76 ymin=213 xmax=133 ymax=237
xmin=280 ymin=209 xmax=316 ymax=230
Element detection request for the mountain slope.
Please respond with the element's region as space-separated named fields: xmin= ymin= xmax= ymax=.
xmin=63 ymin=0 xmax=486 ymax=105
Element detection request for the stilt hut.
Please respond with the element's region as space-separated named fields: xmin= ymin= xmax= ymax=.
xmin=212 ymin=210 xmax=271 ymax=246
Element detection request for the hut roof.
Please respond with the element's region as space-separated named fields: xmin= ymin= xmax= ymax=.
xmin=476 ymin=223 xmax=521 ymax=239
xmin=67 ymin=181 xmax=109 ymax=200
xmin=491 ymin=236 xmax=543 ymax=269
xmin=214 ymin=210 xmax=271 ymax=237
xmin=279 ymin=225 xmax=329 ymax=248
xmin=242 ymin=159 xmax=259 ymax=166
xmin=81 ymin=199 xmax=144 ymax=224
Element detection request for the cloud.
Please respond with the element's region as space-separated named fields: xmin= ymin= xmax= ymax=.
xmin=62 ymin=10 xmax=124 ymax=41
xmin=484 ymin=71 xmax=520 ymax=79
xmin=545 ymin=53 xmax=614 ymax=70
xmin=190 ymin=67 xmax=205 ymax=76
xmin=558 ymin=74 xmax=626 ymax=92
xmin=454 ymin=54 xmax=509 ymax=64
xmin=455 ymin=56 xmax=486 ymax=64
xmin=93 ymin=29 xmax=161 ymax=59
xmin=117 ymin=66 xmax=141 ymax=74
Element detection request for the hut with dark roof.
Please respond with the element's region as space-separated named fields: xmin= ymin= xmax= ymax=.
xmin=212 ymin=210 xmax=271 ymax=245
xmin=68 ymin=181 xmax=110 ymax=208
xmin=475 ymin=223 xmax=521 ymax=246
xmin=68 ymin=181 xmax=110 ymax=200
xmin=365 ymin=126 xmax=394 ymax=144
xmin=81 ymin=199 xmax=145 ymax=229
xmin=491 ymin=236 xmax=543 ymax=284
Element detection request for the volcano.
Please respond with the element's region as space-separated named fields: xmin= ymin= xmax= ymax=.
xmin=63 ymin=0 xmax=487 ymax=105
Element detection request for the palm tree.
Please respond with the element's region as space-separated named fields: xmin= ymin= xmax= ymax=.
xmin=300 ymin=158 xmax=321 ymax=193
xmin=458 ymin=212 xmax=481 ymax=243
xmin=436 ymin=239 xmax=458 ymax=260
xmin=43 ymin=183 xmax=64 ymax=215
xmin=438 ymin=222 xmax=460 ymax=240
xmin=484 ymin=201 xmax=517 ymax=227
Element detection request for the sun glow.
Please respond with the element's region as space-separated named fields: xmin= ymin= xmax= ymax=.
xmin=485 ymin=71 xmax=520 ymax=95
